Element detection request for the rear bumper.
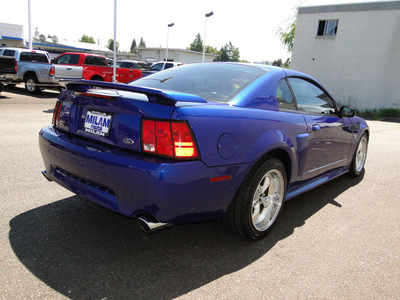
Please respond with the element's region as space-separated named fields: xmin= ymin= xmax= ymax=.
xmin=3 ymin=74 xmax=19 ymax=81
xmin=39 ymin=126 xmax=252 ymax=223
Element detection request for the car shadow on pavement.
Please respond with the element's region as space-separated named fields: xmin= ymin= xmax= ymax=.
xmin=9 ymin=173 xmax=364 ymax=300
xmin=3 ymin=85 xmax=59 ymax=99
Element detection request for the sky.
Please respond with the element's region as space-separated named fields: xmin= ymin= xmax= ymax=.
xmin=0 ymin=0 xmax=389 ymax=62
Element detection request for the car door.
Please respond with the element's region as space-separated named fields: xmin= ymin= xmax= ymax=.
xmin=287 ymin=77 xmax=354 ymax=180
xmin=53 ymin=54 xmax=83 ymax=80
xmin=116 ymin=62 xmax=135 ymax=82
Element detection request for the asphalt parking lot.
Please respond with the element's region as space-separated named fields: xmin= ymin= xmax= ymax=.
xmin=0 ymin=84 xmax=399 ymax=300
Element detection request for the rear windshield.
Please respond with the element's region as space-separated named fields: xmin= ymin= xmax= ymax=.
xmin=131 ymin=63 xmax=267 ymax=103
xmin=20 ymin=52 xmax=49 ymax=63
xmin=3 ymin=50 xmax=15 ymax=57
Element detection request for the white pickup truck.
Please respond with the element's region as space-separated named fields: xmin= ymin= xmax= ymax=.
xmin=0 ymin=48 xmax=83 ymax=94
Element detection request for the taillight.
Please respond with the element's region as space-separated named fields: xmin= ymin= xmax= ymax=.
xmin=171 ymin=122 xmax=198 ymax=158
xmin=49 ymin=66 xmax=55 ymax=76
xmin=13 ymin=59 xmax=17 ymax=71
xmin=52 ymin=101 xmax=62 ymax=126
xmin=141 ymin=119 xmax=199 ymax=160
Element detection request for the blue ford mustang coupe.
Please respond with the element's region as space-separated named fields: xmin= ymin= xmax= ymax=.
xmin=39 ymin=63 xmax=369 ymax=240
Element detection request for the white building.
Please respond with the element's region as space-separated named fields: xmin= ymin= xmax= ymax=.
xmin=0 ymin=22 xmax=25 ymax=48
xmin=291 ymin=1 xmax=400 ymax=110
xmin=137 ymin=47 xmax=216 ymax=64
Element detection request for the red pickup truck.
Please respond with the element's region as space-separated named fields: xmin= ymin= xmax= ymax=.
xmin=51 ymin=52 xmax=142 ymax=83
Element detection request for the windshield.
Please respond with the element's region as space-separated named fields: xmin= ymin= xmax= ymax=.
xmin=131 ymin=63 xmax=267 ymax=102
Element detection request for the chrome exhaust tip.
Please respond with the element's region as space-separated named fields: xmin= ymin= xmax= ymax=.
xmin=41 ymin=170 xmax=53 ymax=182
xmin=137 ymin=216 xmax=174 ymax=233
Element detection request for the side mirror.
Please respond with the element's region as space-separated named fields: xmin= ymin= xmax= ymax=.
xmin=339 ymin=106 xmax=356 ymax=118
xmin=51 ymin=59 xmax=56 ymax=64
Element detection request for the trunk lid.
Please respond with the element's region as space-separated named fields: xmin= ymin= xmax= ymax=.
xmin=55 ymin=80 xmax=207 ymax=153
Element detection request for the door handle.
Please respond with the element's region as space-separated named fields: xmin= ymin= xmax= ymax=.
xmin=312 ymin=124 xmax=321 ymax=131
xmin=67 ymin=68 xmax=72 ymax=70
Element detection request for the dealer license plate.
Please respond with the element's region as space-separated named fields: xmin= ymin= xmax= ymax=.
xmin=84 ymin=111 xmax=112 ymax=137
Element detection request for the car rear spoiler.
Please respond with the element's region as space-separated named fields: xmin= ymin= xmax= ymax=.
xmin=60 ymin=79 xmax=207 ymax=104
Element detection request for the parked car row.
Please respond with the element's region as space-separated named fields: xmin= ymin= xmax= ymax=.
xmin=0 ymin=47 xmax=183 ymax=94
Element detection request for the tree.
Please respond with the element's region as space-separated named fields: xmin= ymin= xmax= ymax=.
xmin=205 ymin=45 xmax=219 ymax=55
xmin=277 ymin=18 xmax=296 ymax=53
xmin=139 ymin=37 xmax=146 ymax=48
xmin=189 ymin=33 xmax=203 ymax=52
xmin=107 ymin=39 xmax=119 ymax=51
xmin=216 ymin=42 xmax=240 ymax=62
xmin=272 ymin=59 xmax=283 ymax=67
xmin=283 ymin=58 xmax=290 ymax=68
xmin=130 ymin=38 xmax=137 ymax=53
xmin=79 ymin=34 xmax=95 ymax=44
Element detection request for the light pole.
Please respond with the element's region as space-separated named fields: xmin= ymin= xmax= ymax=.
xmin=202 ymin=11 xmax=214 ymax=62
xmin=113 ymin=0 xmax=117 ymax=82
xmin=28 ymin=0 xmax=32 ymax=50
xmin=166 ymin=23 xmax=174 ymax=62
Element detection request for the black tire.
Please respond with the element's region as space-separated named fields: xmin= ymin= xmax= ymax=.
xmin=348 ymin=133 xmax=368 ymax=177
xmin=24 ymin=75 xmax=40 ymax=94
xmin=223 ymin=157 xmax=287 ymax=240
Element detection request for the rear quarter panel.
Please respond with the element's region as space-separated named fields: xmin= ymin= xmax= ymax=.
xmin=18 ymin=62 xmax=51 ymax=82
xmin=82 ymin=65 xmax=113 ymax=81
xmin=172 ymin=104 xmax=307 ymax=184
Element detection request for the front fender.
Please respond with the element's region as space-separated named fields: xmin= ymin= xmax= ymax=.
xmin=346 ymin=117 xmax=370 ymax=167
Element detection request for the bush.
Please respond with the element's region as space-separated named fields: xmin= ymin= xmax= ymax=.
xmin=357 ymin=108 xmax=400 ymax=120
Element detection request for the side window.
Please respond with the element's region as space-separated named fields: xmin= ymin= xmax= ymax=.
xmin=137 ymin=63 xmax=150 ymax=70
xmin=276 ymin=79 xmax=296 ymax=110
xmin=122 ymin=62 xmax=134 ymax=68
xmin=84 ymin=56 xmax=95 ymax=65
xmin=288 ymin=77 xmax=337 ymax=115
xmin=57 ymin=54 xmax=79 ymax=64
xmin=93 ymin=57 xmax=108 ymax=66
xmin=150 ymin=63 xmax=163 ymax=71
xmin=69 ymin=54 xmax=80 ymax=64
xmin=57 ymin=55 xmax=69 ymax=64
xmin=164 ymin=63 xmax=173 ymax=69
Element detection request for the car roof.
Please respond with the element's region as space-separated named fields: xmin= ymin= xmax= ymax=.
xmin=63 ymin=52 xmax=105 ymax=57
xmin=0 ymin=47 xmax=48 ymax=54
xmin=153 ymin=61 xmax=183 ymax=64
xmin=117 ymin=60 xmax=141 ymax=63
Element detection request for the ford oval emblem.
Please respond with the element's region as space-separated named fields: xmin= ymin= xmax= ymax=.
xmin=123 ymin=138 xmax=135 ymax=145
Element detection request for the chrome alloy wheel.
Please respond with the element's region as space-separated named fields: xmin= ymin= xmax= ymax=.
xmin=355 ymin=135 xmax=368 ymax=173
xmin=26 ymin=78 xmax=37 ymax=93
xmin=251 ymin=169 xmax=284 ymax=231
